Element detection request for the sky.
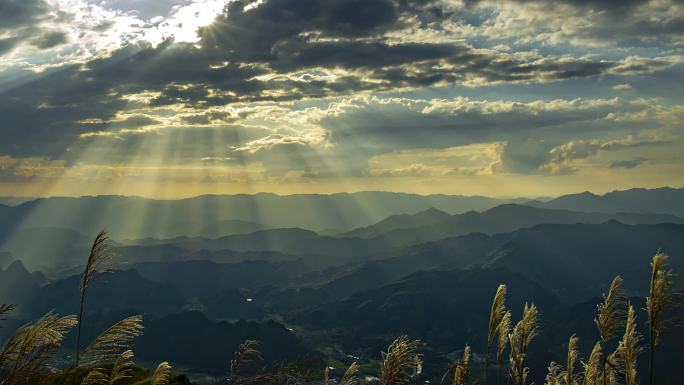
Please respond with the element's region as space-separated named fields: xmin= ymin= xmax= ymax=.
xmin=0 ymin=0 xmax=683 ymax=198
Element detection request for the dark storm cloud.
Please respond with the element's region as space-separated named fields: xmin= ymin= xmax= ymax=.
xmin=199 ymin=0 xmax=440 ymax=56
xmin=310 ymin=97 xmax=672 ymax=176
xmin=464 ymin=0 xmax=649 ymax=11
xmin=0 ymin=37 xmax=22 ymax=56
xmin=462 ymin=0 xmax=684 ymax=46
xmin=609 ymin=158 xmax=649 ymax=169
xmin=0 ymin=0 xmax=50 ymax=28
xmin=0 ymin=0 xmax=69 ymax=56
xmin=0 ymin=0 xmax=681 ymax=161
xmin=323 ymin=99 xmax=637 ymax=154
xmin=29 ymin=30 xmax=69 ymax=49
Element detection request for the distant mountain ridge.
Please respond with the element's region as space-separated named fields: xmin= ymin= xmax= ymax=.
xmin=344 ymin=203 xmax=684 ymax=247
xmin=0 ymin=187 xmax=680 ymax=239
xmin=1 ymin=187 xmax=681 ymax=272
xmin=0 ymin=192 xmax=519 ymax=239
xmin=526 ymin=187 xmax=684 ymax=217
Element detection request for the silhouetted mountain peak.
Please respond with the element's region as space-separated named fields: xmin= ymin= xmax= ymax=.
xmin=418 ymin=207 xmax=450 ymax=217
xmin=5 ymin=259 xmax=30 ymax=276
xmin=531 ymin=187 xmax=684 ymax=217
xmin=220 ymin=227 xmax=318 ymax=240
xmin=484 ymin=203 xmax=532 ymax=214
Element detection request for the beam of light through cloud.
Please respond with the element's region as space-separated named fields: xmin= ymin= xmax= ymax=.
xmin=0 ymin=0 xmax=682 ymax=199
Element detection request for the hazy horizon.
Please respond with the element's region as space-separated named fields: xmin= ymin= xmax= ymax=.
xmin=1 ymin=185 xmax=683 ymax=202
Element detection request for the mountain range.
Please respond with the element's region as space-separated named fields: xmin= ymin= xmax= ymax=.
xmin=1 ymin=187 xmax=683 ymax=384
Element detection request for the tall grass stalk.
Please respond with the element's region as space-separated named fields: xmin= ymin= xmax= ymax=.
xmin=595 ymin=276 xmax=625 ymax=385
xmin=508 ymin=303 xmax=539 ymax=385
xmin=486 ymin=285 xmax=507 ymax=385
xmin=379 ymin=335 xmax=422 ymax=385
xmin=76 ymin=230 xmax=112 ymax=369
xmin=340 ymin=362 xmax=360 ymax=385
xmin=620 ymin=304 xmax=641 ymax=385
xmin=646 ymin=252 xmax=679 ymax=385
xmin=453 ymin=345 xmax=471 ymax=385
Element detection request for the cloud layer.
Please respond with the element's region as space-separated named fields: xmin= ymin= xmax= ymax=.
xmin=0 ymin=0 xmax=683 ymax=196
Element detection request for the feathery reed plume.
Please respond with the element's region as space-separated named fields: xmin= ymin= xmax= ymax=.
xmin=76 ymin=230 xmax=112 ymax=369
xmin=508 ymin=303 xmax=539 ymax=385
xmin=519 ymin=303 xmax=539 ymax=355
xmin=543 ymin=335 xmax=579 ymax=385
xmin=595 ymin=276 xmax=625 ymax=385
xmin=596 ymin=276 xmax=625 ymax=343
xmin=0 ymin=311 xmax=77 ymax=384
xmin=486 ymin=284 xmax=507 ymax=385
xmin=340 ymin=362 xmax=360 ymax=385
xmin=230 ymin=340 xmax=263 ymax=374
xmin=645 ymin=251 xmax=681 ymax=385
xmin=582 ymin=342 xmax=603 ymax=385
xmin=81 ymin=316 xmax=143 ymax=367
xmin=496 ymin=310 xmax=511 ymax=385
xmin=323 ymin=366 xmax=330 ymax=385
xmin=149 ymin=362 xmax=172 ymax=385
xmin=80 ymin=349 xmax=134 ymax=385
xmin=618 ymin=304 xmax=641 ymax=385
xmin=453 ymin=345 xmax=471 ymax=385
xmin=545 ymin=362 xmax=562 ymax=385
xmin=564 ymin=335 xmax=580 ymax=385
xmin=603 ymin=349 xmax=620 ymax=385
xmin=379 ymin=335 xmax=422 ymax=385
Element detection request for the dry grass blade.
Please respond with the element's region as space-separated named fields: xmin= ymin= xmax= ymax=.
xmin=603 ymin=349 xmax=620 ymax=385
xmin=564 ymin=335 xmax=580 ymax=385
xmin=645 ymin=251 xmax=680 ymax=385
xmin=323 ymin=366 xmax=330 ymax=385
xmin=0 ymin=311 xmax=77 ymax=383
xmin=582 ymin=342 xmax=603 ymax=385
xmin=379 ymin=335 xmax=422 ymax=385
xmin=77 ymin=230 xmax=113 ymax=368
xmin=150 ymin=362 xmax=172 ymax=385
xmin=486 ymin=284 xmax=507 ymax=385
xmin=495 ymin=310 xmax=512 ymax=385
xmin=230 ymin=339 xmax=263 ymax=374
xmin=453 ymin=345 xmax=471 ymax=385
xmin=82 ymin=316 xmax=143 ymax=367
xmin=543 ymin=335 xmax=579 ymax=385
xmin=80 ymin=230 xmax=113 ymax=296
xmin=109 ymin=350 xmax=135 ymax=384
xmin=340 ymin=362 xmax=360 ymax=385
xmin=497 ymin=311 xmax=512 ymax=361
xmin=595 ymin=276 xmax=625 ymax=344
xmin=489 ymin=285 xmax=508 ymax=346
xmin=619 ymin=304 xmax=641 ymax=385
xmin=646 ymin=252 xmax=679 ymax=347
xmin=594 ymin=276 xmax=625 ymax=385
xmin=520 ymin=303 xmax=539 ymax=354
xmin=80 ymin=367 xmax=109 ymax=385
xmin=545 ymin=362 xmax=562 ymax=385
xmin=80 ymin=349 xmax=135 ymax=385
xmin=508 ymin=303 xmax=539 ymax=385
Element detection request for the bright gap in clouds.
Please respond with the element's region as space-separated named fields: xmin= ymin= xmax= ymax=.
xmin=4 ymin=0 xmax=230 ymax=70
